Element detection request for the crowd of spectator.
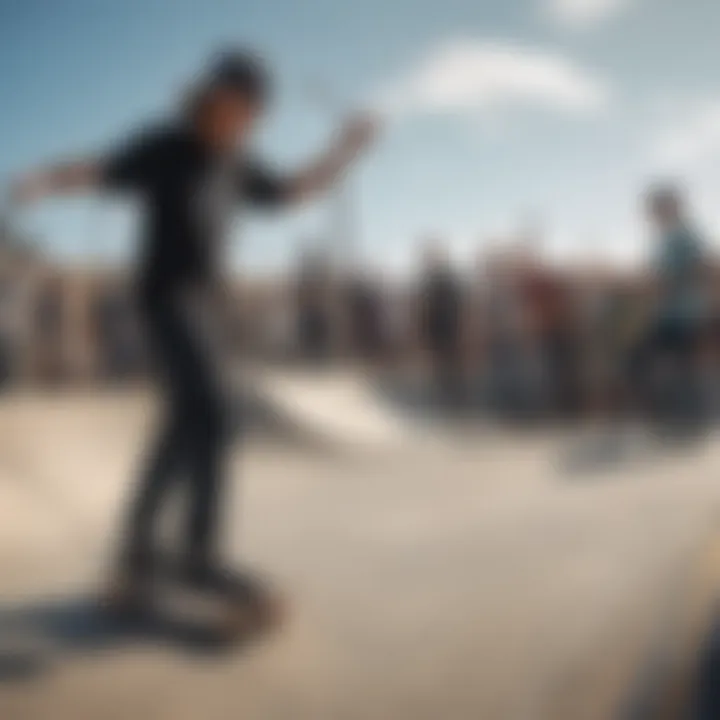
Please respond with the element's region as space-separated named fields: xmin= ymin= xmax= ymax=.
xmin=2 ymin=183 xmax=719 ymax=430
xmin=296 ymin=185 xmax=720 ymax=426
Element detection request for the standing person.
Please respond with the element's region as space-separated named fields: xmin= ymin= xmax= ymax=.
xmin=465 ymin=250 xmax=493 ymax=406
xmin=576 ymin=267 xmax=617 ymax=419
xmin=634 ymin=185 xmax=708 ymax=425
xmin=295 ymin=248 xmax=333 ymax=363
xmin=0 ymin=269 xmax=13 ymax=389
xmin=483 ymin=251 xmax=537 ymax=420
xmin=94 ymin=284 xmax=128 ymax=383
xmin=524 ymin=264 xmax=577 ymax=419
xmin=11 ymin=49 xmax=377 ymax=621
xmin=346 ymin=266 xmax=384 ymax=362
xmin=34 ymin=273 xmax=66 ymax=385
xmin=418 ymin=242 xmax=464 ymax=406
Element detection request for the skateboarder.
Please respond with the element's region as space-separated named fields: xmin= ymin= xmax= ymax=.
xmin=10 ymin=49 xmax=377 ymax=625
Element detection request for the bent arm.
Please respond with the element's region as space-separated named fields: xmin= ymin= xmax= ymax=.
xmin=10 ymin=159 xmax=102 ymax=206
xmin=286 ymin=115 xmax=377 ymax=204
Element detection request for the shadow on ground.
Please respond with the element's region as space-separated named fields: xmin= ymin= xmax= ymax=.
xmin=0 ymin=595 xmax=255 ymax=683
xmin=556 ymin=423 xmax=712 ymax=480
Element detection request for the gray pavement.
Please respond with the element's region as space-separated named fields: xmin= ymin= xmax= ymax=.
xmin=0 ymin=390 xmax=719 ymax=719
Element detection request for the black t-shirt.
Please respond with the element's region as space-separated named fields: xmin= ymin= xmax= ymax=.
xmin=101 ymin=123 xmax=290 ymax=300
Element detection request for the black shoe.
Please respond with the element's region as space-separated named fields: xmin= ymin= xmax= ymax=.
xmin=179 ymin=561 xmax=261 ymax=598
xmin=178 ymin=561 xmax=286 ymax=634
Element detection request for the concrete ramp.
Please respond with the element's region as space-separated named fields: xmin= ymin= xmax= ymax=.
xmin=243 ymin=368 xmax=418 ymax=450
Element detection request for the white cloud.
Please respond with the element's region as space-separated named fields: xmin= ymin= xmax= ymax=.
xmin=649 ymin=100 xmax=720 ymax=172
xmin=545 ymin=0 xmax=633 ymax=29
xmin=374 ymin=40 xmax=610 ymax=120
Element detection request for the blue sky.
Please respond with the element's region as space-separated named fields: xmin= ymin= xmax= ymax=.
xmin=2 ymin=0 xmax=720 ymax=274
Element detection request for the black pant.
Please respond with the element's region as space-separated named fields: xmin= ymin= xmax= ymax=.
xmin=545 ymin=329 xmax=580 ymax=417
xmin=428 ymin=334 xmax=463 ymax=402
xmin=123 ymin=294 xmax=230 ymax=575
xmin=629 ymin=318 xmax=700 ymax=383
xmin=627 ymin=317 xmax=702 ymax=419
xmin=299 ymin=308 xmax=331 ymax=362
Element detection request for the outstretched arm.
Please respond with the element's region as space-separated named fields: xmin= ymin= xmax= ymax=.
xmin=286 ymin=114 xmax=378 ymax=204
xmin=10 ymin=159 xmax=102 ymax=207
xmin=10 ymin=125 xmax=166 ymax=207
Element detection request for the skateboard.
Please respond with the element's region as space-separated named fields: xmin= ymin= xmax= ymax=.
xmin=99 ymin=566 xmax=285 ymax=647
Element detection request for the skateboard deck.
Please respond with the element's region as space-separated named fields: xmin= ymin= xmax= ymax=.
xmin=100 ymin=569 xmax=285 ymax=648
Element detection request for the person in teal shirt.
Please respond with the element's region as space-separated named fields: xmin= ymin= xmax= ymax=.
xmin=635 ymin=184 xmax=708 ymax=423
xmin=651 ymin=187 xmax=706 ymax=331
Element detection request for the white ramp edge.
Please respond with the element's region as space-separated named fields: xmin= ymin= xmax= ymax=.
xmin=243 ymin=368 xmax=419 ymax=450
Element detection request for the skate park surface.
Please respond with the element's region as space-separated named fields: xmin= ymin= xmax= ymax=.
xmin=1 ymin=369 xmax=720 ymax=719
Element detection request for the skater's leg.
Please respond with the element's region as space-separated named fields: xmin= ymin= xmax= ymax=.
xmin=177 ymin=362 xmax=285 ymax=630
xmin=110 ymin=299 xmax=202 ymax=598
xmin=121 ymin=409 xmax=189 ymax=576
xmin=184 ymin=374 xmax=230 ymax=569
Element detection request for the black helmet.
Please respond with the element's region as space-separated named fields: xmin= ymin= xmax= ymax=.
xmin=204 ymin=48 xmax=270 ymax=105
